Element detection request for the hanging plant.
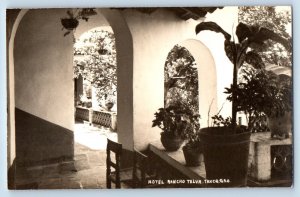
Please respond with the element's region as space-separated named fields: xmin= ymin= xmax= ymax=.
xmin=61 ymin=8 xmax=97 ymax=36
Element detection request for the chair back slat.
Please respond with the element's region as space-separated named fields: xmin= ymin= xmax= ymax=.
xmin=106 ymin=138 xmax=123 ymax=188
xmin=107 ymin=138 xmax=122 ymax=154
xmin=108 ymin=161 xmax=118 ymax=169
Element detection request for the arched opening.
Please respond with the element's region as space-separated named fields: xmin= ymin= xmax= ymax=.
xmin=73 ymin=27 xmax=118 ymax=150
xmin=7 ymin=8 xmax=134 ymax=189
xmin=164 ymin=44 xmax=199 ymax=115
xmin=165 ymin=39 xmax=217 ymax=128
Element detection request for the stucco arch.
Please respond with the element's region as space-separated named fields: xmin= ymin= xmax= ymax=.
xmin=74 ymin=8 xmax=135 ymax=150
xmin=7 ymin=9 xmax=28 ymax=170
xmin=178 ymin=39 xmax=217 ymax=127
xmin=7 ymin=8 xmax=134 ymax=172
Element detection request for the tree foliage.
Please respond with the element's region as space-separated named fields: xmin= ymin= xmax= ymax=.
xmin=164 ymin=45 xmax=199 ymax=115
xmin=74 ymin=29 xmax=117 ymax=104
xmin=238 ymin=6 xmax=292 ymax=67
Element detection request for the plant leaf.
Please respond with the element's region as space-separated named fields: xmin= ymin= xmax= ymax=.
xmin=195 ymin=22 xmax=231 ymax=40
xmin=236 ymin=22 xmax=254 ymax=43
xmin=236 ymin=22 xmax=291 ymax=52
xmin=224 ymin=40 xmax=236 ymax=64
xmin=64 ymin=31 xmax=71 ymax=37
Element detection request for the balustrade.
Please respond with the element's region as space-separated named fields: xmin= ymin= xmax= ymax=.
xmin=75 ymin=106 xmax=117 ymax=131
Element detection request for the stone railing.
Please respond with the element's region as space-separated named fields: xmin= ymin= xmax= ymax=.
xmin=75 ymin=106 xmax=117 ymax=131
xmin=92 ymin=110 xmax=117 ymax=130
xmin=75 ymin=106 xmax=90 ymax=121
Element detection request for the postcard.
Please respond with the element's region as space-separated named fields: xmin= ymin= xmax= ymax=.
xmin=7 ymin=6 xmax=293 ymax=189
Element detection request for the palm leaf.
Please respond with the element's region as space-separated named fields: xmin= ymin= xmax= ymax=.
xmin=236 ymin=22 xmax=254 ymax=43
xmin=236 ymin=22 xmax=291 ymax=52
xmin=196 ymin=22 xmax=231 ymax=40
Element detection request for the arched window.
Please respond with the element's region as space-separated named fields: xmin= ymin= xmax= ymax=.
xmin=164 ymin=45 xmax=199 ymax=115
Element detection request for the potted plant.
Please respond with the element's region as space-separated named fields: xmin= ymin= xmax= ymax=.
xmin=104 ymin=94 xmax=116 ymax=111
xmin=195 ymin=22 xmax=291 ymax=187
xmin=182 ymin=130 xmax=203 ymax=167
xmin=61 ymin=8 xmax=97 ymax=36
xmin=229 ymin=67 xmax=292 ymax=138
xmin=152 ymin=101 xmax=199 ymax=151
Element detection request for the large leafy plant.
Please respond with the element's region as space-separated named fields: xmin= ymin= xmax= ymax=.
xmin=196 ymin=22 xmax=291 ymax=128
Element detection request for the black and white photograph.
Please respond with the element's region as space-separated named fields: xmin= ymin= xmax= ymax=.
xmin=6 ymin=6 xmax=293 ymax=189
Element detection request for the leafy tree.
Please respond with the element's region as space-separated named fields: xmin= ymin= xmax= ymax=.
xmin=238 ymin=6 xmax=292 ymax=67
xmin=74 ymin=29 xmax=117 ymax=104
xmin=164 ymin=45 xmax=199 ymax=115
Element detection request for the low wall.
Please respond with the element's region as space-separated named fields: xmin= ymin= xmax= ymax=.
xmin=15 ymin=108 xmax=74 ymax=167
xmin=75 ymin=106 xmax=117 ymax=131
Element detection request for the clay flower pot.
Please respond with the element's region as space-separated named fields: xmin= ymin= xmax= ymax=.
xmin=160 ymin=132 xmax=184 ymax=151
xmin=105 ymin=102 xmax=114 ymax=111
xmin=182 ymin=145 xmax=203 ymax=167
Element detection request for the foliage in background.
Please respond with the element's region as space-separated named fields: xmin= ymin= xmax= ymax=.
xmin=164 ymin=45 xmax=199 ymax=115
xmin=74 ymin=29 xmax=117 ymax=104
xmin=238 ymin=6 xmax=292 ymax=67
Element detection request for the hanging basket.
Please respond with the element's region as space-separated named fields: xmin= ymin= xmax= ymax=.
xmin=61 ymin=18 xmax=79 ymax=30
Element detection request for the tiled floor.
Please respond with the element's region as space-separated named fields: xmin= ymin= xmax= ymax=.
xmin=14 ymin=122 xmax=119 ymax=189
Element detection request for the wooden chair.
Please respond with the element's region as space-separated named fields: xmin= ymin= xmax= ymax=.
xmin=132 ymin=149 xmax=159 ymax=188
xmin=106 ymin=138 xmax=132 ymax=189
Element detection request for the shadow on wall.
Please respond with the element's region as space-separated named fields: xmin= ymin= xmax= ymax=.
xmin=15 ymin=108 xmax=74 ymax=167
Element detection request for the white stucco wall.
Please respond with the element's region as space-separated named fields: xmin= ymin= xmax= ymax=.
xmin=14 ymin=9 xmax=74 ymax=130
xmin=123 ymin=9 xmax=217 ymax=150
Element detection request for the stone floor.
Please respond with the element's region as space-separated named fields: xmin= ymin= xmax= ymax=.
xmin=14 ymin=122 xmax=123 ymax=189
